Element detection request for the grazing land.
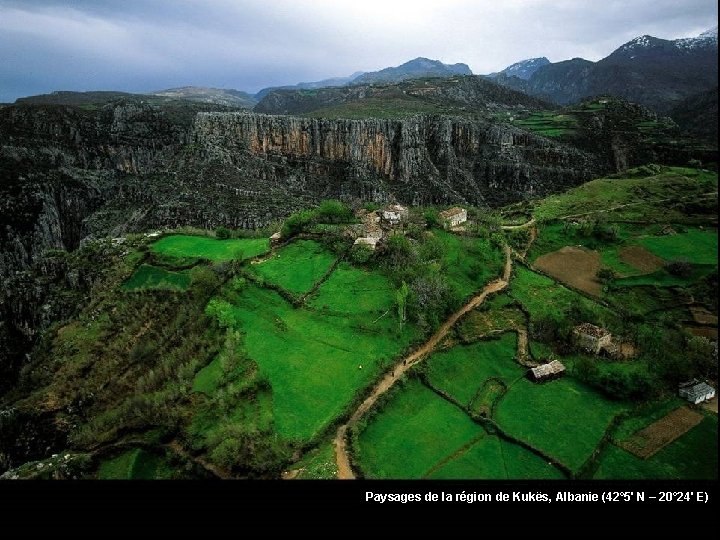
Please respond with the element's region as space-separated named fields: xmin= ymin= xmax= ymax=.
xmin=354 ymin=379 xmax=485 ymax=479
xmin=152 ymin=234 xmax=269 ymax=262
xmin=248 ymin=239 xmax=336 ymax=295
xmin=122 ymin=264 xmax=191 ymax=291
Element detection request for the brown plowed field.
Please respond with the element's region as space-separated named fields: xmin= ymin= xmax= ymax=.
xmin=619 ymin=407 xmax=704 ymax=459
xmin=534 ymin=246 xmax=601 ymax=296
xmin=619 ymin=245 xmax=664 ymax=274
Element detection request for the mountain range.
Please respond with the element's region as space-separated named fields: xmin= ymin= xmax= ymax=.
xmin=491 ymin=26 xmax=718 ymax=113
xmin=12 ymin=26 xmax=715 ymax=122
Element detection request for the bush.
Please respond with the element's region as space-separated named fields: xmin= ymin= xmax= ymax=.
xmin=215 ymin=227 xmax=231 ymax=240
xmin=349 ymin=244 xmax=373 ymax=264
xmin=363 ymin=202 xmax=380 ymax=212
xmin=281 ymin=209 xmax=315 ymax=237
xmin=423 ymin=208 xmax=440 ymax=228
xmin=666 ymin=259 xmax=693 ymax=278
xmin=596 ymin=267 xmax=616 ymax=284
xmin=316 ymin=200 xmax=353 ymax=224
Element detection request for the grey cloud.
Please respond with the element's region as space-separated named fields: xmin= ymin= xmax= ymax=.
xmin=0 ymin=0 xmax=717 ymax=102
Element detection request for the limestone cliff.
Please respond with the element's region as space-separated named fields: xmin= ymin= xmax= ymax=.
xmin=193 ymin=112 xmax=603 ymax=207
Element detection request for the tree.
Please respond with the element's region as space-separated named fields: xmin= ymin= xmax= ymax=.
xmin=395 ymin=281 xmax=410 ymax=330
xmin=666 ymin=259 xmax=693 ymax=278
xmin=596 ymin=267 xmax=616 ymax=284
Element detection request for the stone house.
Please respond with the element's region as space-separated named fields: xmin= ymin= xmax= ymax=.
xmin=573 ymin=323 xmax=612 ymax=355
xmin=528 ymin=360 xmax=566 ymax=383
xmin=679 ymin=380 xmax=716 ymax=404
xmin=269 ymin=232 xmax=282 ymax=245
xmin=438 ymin=207 xmax=468 ymax=229
xmin=353 ymin=236 xmax=380 ymax=251
xmin=381 ymin=204 xmax=408 ymax=226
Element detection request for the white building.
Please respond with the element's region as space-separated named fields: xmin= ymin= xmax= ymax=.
xmin=381 ymin=204 xmax=408 ymax=226
xmin=439 ymin=207 xmax=468 ymax=228
xmin=679 ymin=380 xmax=716 ymax=404
xmin=354 ymin=236 xmax=380 ymax=251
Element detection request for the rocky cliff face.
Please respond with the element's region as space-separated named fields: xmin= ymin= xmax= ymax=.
xmin=0 ymin=101 xmax=617 ymax=394
xmin=194 ymin=112 xmax=603 ymax=207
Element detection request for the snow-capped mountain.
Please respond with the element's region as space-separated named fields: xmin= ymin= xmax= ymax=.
xmin=489 ymin=57 xmax=550 ymax=80
xmin=491 ymin=26 xmax=718 ymax=113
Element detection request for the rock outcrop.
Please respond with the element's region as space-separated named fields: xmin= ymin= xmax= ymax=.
xmin=194 ymin=112 xmax=602 ymax=207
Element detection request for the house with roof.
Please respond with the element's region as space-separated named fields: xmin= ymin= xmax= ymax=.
xmin=573 ymin=323 xmax=612 ymax=355
xmin=381 ymin=204 xmax=408 ymax=226
xmin=269 ymin=232 xmax=282 ymax=245
xmin=528 ymin=360 xmax=566 ymax=383
xmin=679 ymin=379 xmax=716 ymax=404
xmin=439 ymin=207 xmax=468 ymax=229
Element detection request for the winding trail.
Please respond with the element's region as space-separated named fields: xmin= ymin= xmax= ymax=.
xmin=334 ymin=245 xmax=512 ymax=479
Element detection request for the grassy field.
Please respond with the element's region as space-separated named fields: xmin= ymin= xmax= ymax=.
xmin=511 ymin=111 xmax=578 ymax=138
xmin=97 ymin=448 xmax=174 ymax=479
xmin=307 ymin=262 xmax=394 ymax=315
xmin=495 ymin=377 xmax=627 ymax=472
xmin=152 ymin=235 xmax=269 ymax=262
xmin=305 ymin=97 xmax=451 ymax=119
xmin=595 ymin=415 xmax=717 ymax=479
xmin=612 ymin=397 xmax=688 ymax=442
xmin=425 ymin=333 xmax=522 ymax=406
xmin=532 ymin=167 xmax=718 ymax=223
xmin=509 ymin=265 xmax=616 ymax=327
xmin=611 ymin=265 xmax=716 ymax=288
xmin=433 ymin=229 xmax=505 ymax=299
xmin=122 ymin=264 xmax=191 ymax=291
xmin=248 ymin=239 xmax=336 ymax=295
xmin=638 ymin=228 xmax=717 ymax=265
xmin=355 ymin=379 xmax=484 ymax=479
xmin=428 ymin=434 xmax=565 ymax=479
xmin=192 ymin=356 xmax=225 ymax=395
xmin=207 ymin=284 xmax=418 ymax=442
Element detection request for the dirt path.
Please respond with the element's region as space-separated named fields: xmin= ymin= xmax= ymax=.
xmin=334 ymin=245 xmax=512 ymax=479
xmin=502 ymin=218 xmax=536 ymax=231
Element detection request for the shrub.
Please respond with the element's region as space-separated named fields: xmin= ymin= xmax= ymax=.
xmin=666 ymin=259 xmax=693 ymax=278
xmin=215 ymin=227 xmax=231 ymax=240
xmin=281 ymin=209 xmax=315 ymax=237
xmin=423 ymin=208 xmax=440 ymax=228
xmin=596 ymin=267 xmax=616 ymax=284
xmin=316 ymin=200 xmax=353 ymax=224
xmin=349 ymin=244 xmax=373 ymax=264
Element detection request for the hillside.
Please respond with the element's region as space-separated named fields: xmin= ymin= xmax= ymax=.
xmin=0 ymin=166 xmax=716 ymax=480
xmin=492 ymin=27 xmax=718 ymax=114
xmin=255 ymin=75 xmax=552 ymax=116
xmin=150 ymin=87 xmax=257 ymax=108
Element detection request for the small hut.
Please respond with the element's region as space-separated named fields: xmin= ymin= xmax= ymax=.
xmin=528 ymin=360 xmax=566 ymax=383
xmin=438 ymin=207 xmax=468 ymax=228
xmin=573 ymin=323 xmax=612 ymax=355
xmin=381 ymin=204 xmax=408 ymax=226
xmin=679 ymin=380 xmax=716 ymax=404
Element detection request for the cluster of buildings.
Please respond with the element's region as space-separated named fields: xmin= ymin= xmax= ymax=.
xmin=527 ymin=324 xmax=717 ymax=405
xmin=352 ymin=204 xmax=468 ymax=251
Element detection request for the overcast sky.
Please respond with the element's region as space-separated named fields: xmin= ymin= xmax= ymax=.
xmin=0 ymin=0 xmax=717 ymax=102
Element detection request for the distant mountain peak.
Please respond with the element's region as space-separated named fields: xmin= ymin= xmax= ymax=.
xmin=620 ymin=35 xmax=659 ymax=51
xmin=498 ymin=57 xmax=550 ymax=80
xmin=698 ymin=26 xmax=718 ymax=39
xmin=350 ymin=58 xmax=471 ymax=86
